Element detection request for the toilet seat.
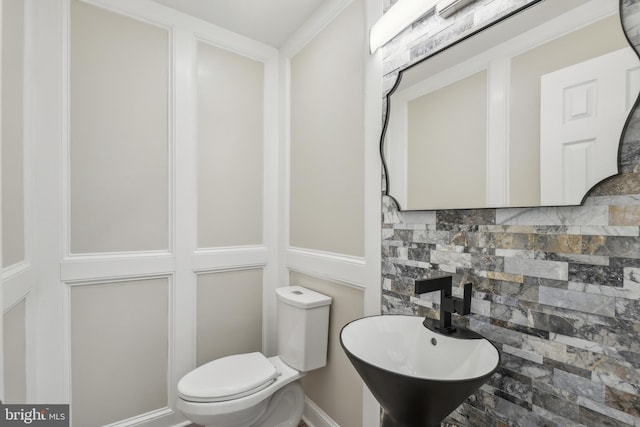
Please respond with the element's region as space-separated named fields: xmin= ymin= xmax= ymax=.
xmin=177 ymin=355 xmax=303 ymax=422
xmin=178 ymin=352 xmax=280 ymax=403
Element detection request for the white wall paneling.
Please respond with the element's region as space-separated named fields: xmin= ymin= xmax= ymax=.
xmin=196 ymin=40 xmax=264 ymax=248
xmin=26 ymin=0 xmax=378 ymax=424
xmin=171 ymin=24 xmax=199 ymax=414
xmin=2 ymin=0 xmax=26 ymax=269
xmin=3 ymin=297 xmax=27 ymax=404
xmin=281 ymin=0 xmax=382 ymax=425
xmin=196 ymin=269 xmax=264 ymax=366
xmin=67 ymin=277 xmax=171 ymax=426
xmin=281 ymin=0 xmax=382 ymax=325
xmin=29 ymin=0 xmax=279 ymax=424
xmin=2 ymin=0 xmax=38 ymax=403
xmin=193 ymin=28 xmax=279 ymax=356
xmin=67 ymin=0 xmax=171 ymax=255
xmin=0 ymin=0 xmax=5 ymax=401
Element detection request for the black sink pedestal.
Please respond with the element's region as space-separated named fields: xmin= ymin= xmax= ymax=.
xmin=381 ymin=411 xmax=441 ymax=427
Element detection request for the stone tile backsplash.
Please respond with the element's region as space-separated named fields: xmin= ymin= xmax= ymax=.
xmin=380 ymin=0 xmax=640 ymax=425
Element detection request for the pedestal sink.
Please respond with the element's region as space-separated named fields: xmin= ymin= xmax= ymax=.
xmin=340 ymin=315 xmax=500 ymax=427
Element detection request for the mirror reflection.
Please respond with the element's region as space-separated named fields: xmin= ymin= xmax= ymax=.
xmin=383 ymin=0 xmax=640 ymax=210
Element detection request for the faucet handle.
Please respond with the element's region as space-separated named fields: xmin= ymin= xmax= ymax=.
xmin=453 ymin=283 xmax=472 ymax=315
xmin=460 ymin=283 xmax=472 ymax=315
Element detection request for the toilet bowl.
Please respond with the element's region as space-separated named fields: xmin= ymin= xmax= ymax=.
xmin=177 ymin=286 xmax=332 ymax=427
xmin=177 ymin=354 xmax=304 ymax=427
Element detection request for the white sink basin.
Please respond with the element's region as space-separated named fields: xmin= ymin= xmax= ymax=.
xmin=340 ymin=315 xmax=500 ymax=427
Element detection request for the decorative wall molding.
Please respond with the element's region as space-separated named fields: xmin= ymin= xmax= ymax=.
xmin=102 ymin=407 xmax=178 ymax=427
xmin=1 ymin=0 xmax=6 ymax=399
xmin=287 ymin=247 xmax=368 ymax=291
xmin=303 ymin=397 xmax=340 ymax=427
xmin=280 ymin=0 xmax=355 ymax=58
xmin=82 ymin=0 xmax=278 ymax=62
xmin=281 ymin=0 xmax=383 ymax=424
xmin=192 ymin=246 xmax=268 ymax=273
xmin=2 ymin=268 xmax=34 ymax=311
xmin=30 ymin=0 xmax=281 ymax=423
xmin=3 ymin=260 xmax=33 ymax=281
xmin=61 ymin=255 xmax=175 ymax=284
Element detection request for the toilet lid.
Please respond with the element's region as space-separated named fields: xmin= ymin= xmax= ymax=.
xmin=178 ymin=352 xmax=280 ymax=403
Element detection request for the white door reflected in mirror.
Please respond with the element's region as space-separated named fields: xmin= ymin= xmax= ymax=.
xmin=540 ymin=48 xmax=640 ymax=205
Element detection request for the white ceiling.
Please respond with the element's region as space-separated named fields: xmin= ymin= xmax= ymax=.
xmin=153 ymin=0 xmax=327 ymax=47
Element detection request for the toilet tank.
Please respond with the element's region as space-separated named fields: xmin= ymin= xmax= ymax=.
xmin=276 ymin=286 xmax=332 ymax=372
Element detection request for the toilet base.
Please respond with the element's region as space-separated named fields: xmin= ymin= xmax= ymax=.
xmin=253 ymin=380 xmax=304 ymax=427
xmin=178 ymin=379 xmax=305 ymax=427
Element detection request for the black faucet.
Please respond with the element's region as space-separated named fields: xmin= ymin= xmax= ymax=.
xmin=414 ymin=275 xmax=472 ymax=335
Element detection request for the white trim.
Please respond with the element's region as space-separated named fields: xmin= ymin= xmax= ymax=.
xmin=486 ymin=56 xmax=510 ymax=207
xmin=20 ymin=0 xmax=37 ymax=405
xmin=171 ymin=24 xmax=198 ymax=416
xmin=60 ymin=1 xmax=175 ymax=260
xmin=2 ymin=260 xmax=31 ymax=282
xmin=25 ymin=291 xmax=37 ymax=402
xmin=64 ymin=275 xmax=174 ymax=427
xmin=61 ymin=255 xmax=176 ymax=284
xmin=166 ymin=276 xmax=177 ymax=412
xmin=288 ymin=246 xmax=366 ymax=266
xmin=280 ymin=0 xmax=354 ymax=58
xmin=102 ymin=407 xmax=176 ymax=427
xmin=278 ymin=53 xmax=292 ymax=292
xmin=1 ymin=292 xmax=27 ymax=316
xmin=3 ymin=266 xmax=34 ymax=311
xmin=303 ymin=397 xmax=340 ymax=427
xmin=31 ymin=0 xmax=68 ymax=403
xmin=64 ymin=273 xmax=173 ymax=288
xmin=85 ymin=0 xmax=278 ymax=63
xmin=30 ymin=0 xmax=282 ymax=412
xmin=286 ymin=247 xmax=369 ymax=290
xmin=385 ymin=97 xmax=409 ymax=207
xmin=192 ymin=246 xmax=269 ymax=273
xmin=288 ymin=266 xmax=368 ymax=292
xmin=22 ymin=0 xmax=38 ymax=402
xmin=63 ymin=250 xmax=173 ymax=261
xmin=262 ymin=55 xmax=281 ymax=356
xmin=60 ymin=0 xmax=70 ymax=261
xmin=62 ymin=275 xmax=71 ymax=412
xmin=363 ymin=1 xmax=383 ymax=425
xmin=0 ymin=0 xmax=4 ymax=398
xmin=280 ymin=3 xmax=383 ymax=425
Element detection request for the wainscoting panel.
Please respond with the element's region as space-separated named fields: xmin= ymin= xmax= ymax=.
xmin=2 ymin=0 xmax=25 ymax=268
xmin=196 ymin=269 xmax=263 ymax=366
xmin=197 ymin=41 xmax=264 ymax=249
xmin=69 ymin=0 xmax=169 ymax=254
xmin=288 ymin=0 xmax=366 ymax=257
xmin=289 ymin=272 xmax=364 ymax=427
xmin=3 ymin=298 xmax=26 ymax=403
xmin=70 ymin=278 xmax=169 ymax=426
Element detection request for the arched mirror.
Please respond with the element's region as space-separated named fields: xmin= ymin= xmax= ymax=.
xmin=382 ymin=0 xmax=640 ymax=211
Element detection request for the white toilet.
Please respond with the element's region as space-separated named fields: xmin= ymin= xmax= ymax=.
xmin=177 ymin=286 xmax=332 ymax=427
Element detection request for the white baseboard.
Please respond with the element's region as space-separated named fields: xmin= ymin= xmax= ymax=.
xmin=105 ymin=398 xmax=335 ymax=427
xmin=103 ymin=408 xmax=190 ymax=427
xmin=303 ymin=397 xmax=340 ymax=427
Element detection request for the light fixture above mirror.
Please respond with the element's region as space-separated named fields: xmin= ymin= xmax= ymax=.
xmin=370 ymin=0 xmax=476 ymax=53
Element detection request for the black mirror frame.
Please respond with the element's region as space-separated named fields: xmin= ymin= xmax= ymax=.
xmin=380 ymin=0 xmax=640 ymax=212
